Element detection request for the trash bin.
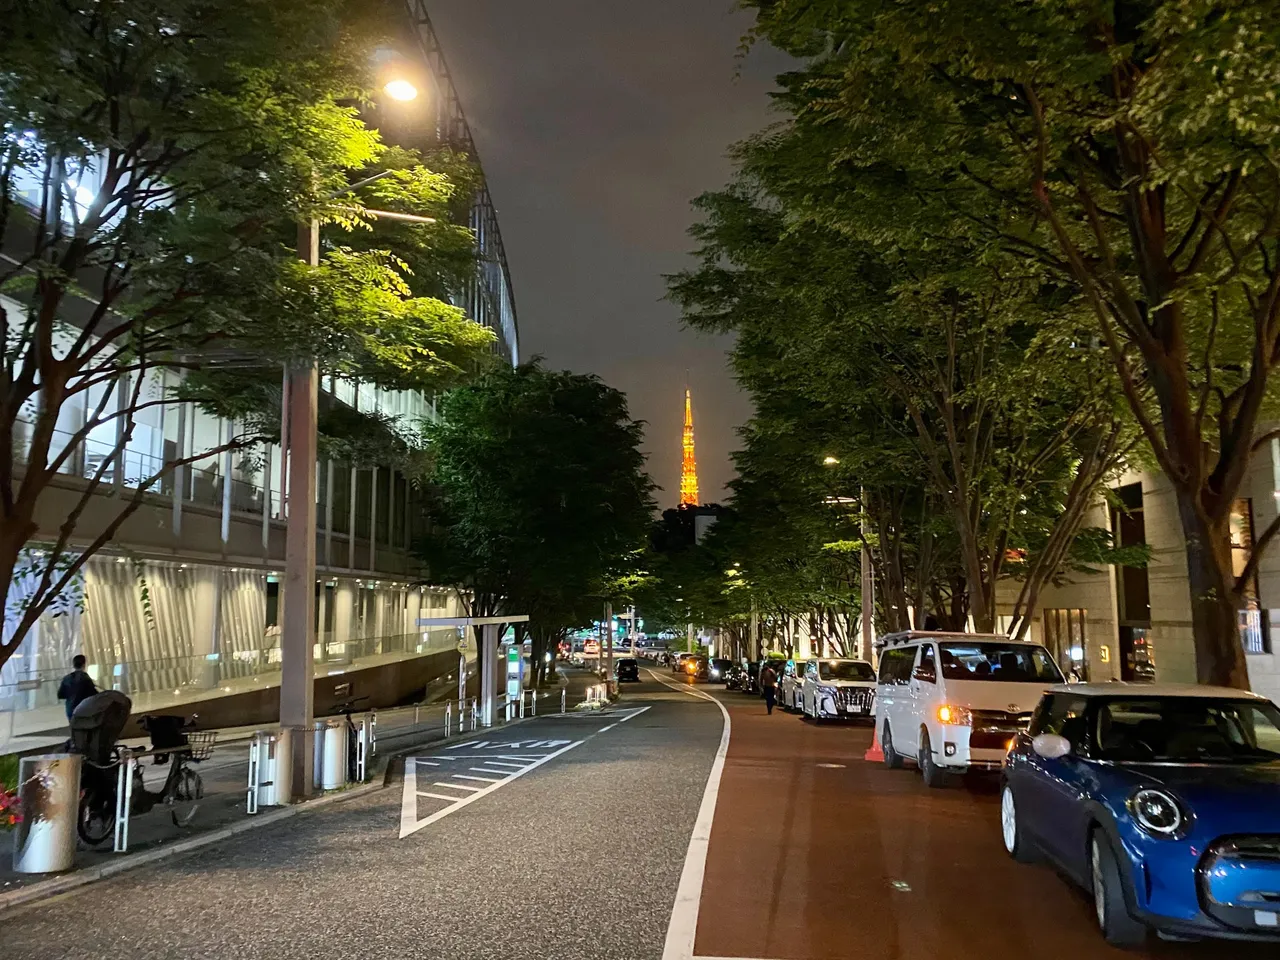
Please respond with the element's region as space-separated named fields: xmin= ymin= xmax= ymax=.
xmin=321 ymin=721 xmax=347 ymax=790
xmin=12 ymin=753 xmax=82 ymax=874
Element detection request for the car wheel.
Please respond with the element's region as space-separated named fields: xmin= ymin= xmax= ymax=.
xmin=1090 ymin=831 xmax=1147 ymax=947
xmin=1000 ymin=784 xmax=1037 ymax=863
xmin=918 ymin=728 xmax=950 ymax=788
xmin=882 ymin=722 xmax=904 ymax=769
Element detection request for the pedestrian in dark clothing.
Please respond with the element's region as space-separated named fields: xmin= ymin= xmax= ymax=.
xmin=57 ymin=655 xmax=97 ymax=721
xmin=760 ymin=664 xmax=778 ymax=715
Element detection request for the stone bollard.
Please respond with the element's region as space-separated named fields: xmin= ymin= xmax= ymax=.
xmin=12 ymin=754 xmax=82 ymax=874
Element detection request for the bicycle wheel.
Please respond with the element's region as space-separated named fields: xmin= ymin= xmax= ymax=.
xmin=169 ymin=766 xmax=203 ymax=827
xmin=78 ymin=795 xmax=114 ymax=846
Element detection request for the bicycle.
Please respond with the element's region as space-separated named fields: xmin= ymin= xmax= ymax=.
xmin=77 ymin=714 xmax=216 ymax=845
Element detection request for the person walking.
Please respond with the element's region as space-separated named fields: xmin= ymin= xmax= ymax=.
xmin=760 ymin=662 xmax=778 ymax=715
xmin=57 ymin=654 xmax=98 ymax=721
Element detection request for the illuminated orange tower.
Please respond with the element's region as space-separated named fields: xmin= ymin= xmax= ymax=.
xmin=680 ymin=388 xmax=699 ymax=506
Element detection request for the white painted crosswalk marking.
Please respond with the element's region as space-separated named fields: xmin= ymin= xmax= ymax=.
xmin=399 ymin=740 xmax=584 ymax=839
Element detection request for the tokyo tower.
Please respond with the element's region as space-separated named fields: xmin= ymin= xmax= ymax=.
xmin=680 ymin=388 xmax=699 ymax=506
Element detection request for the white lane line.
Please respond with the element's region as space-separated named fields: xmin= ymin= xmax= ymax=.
xmin=417 ymin=791 xmax=466 ymax=802
xmin=617 ymin=706 xmax=652 ymax=722
xmin=648 ymin=669 xmax=732 ymax=960
xmin=399 ymin=740 xmax=584 ymax=839
xmin=599 ymin=723 xmax=617 ymax=732
xmin=470 ymin=767 xmax=515 ymax=776
xmin=414 ymin=760 xmax=440 ymax=766
xmin=482 ymin=761 xmax=526 ymax=769
xmin=454 ymin=774 xmax=501 ymax=783
xmin=436 ymin=781 xmax=482 ymax=792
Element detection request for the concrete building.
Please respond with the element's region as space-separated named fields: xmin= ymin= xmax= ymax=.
xmin=997 ymin=447 xmax=1280 ymax=704
xmin=0 ymin=8 xmax=517 ymax=740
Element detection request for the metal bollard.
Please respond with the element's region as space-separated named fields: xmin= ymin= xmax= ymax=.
xmin=369 ymin=710 xmax=378 ymax=758
xmin=531 ymin=689 xmax=537 ymax=716
xmin=561 ymin=688 xmax=567 ymax=713
xmin=356 ymin=718 xmax=370 ymax=782
xmin=444 ymin=701 xmax=452 ymax=737
xmin=114 ymin=752 xmax=136 ymax=853
xmin=414 ymin=702 xmax=421 ymax=725
xmin=470 ymin=698 xmax=478 ymax=731
xmin=518 ymin=692 xmax=525 ymax=719
xmin=247 ymin=733 xmax=261 ymax=815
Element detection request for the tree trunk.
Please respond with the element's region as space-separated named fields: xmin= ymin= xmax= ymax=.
xmin=1175 ymin=493 xmax=1250 ymax=688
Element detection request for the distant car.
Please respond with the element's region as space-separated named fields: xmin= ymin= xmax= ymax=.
xmin=614 ymin=658 xmax=640 ymax=682
xmin=1002 ymin=683 xmax=1280 ymax=947
xmin=723 ymin=662 xmax=746 ymax=690
xmin=672 ymin=652 xmax=696 ymax=674
xmin=682 ymin=656 xmax=710 ymax=682
xmin=800 ymin=658 xmax=877 ymax=722
xmin=780 ymin=659 xmax=810 ymax=712
xmin=740 ymin=661 xmax=761 ymax=695
xmin=709 ymin=658 xmax=734 ymax=683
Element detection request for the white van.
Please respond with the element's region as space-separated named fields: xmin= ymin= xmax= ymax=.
xmin=874 ymin=631 xmax=1064 ymax=787
xmin=800 ymin=658 xmax=877 ymax=721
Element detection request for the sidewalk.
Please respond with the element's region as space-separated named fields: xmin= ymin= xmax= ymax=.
xmin=1 ymin=670 xmax=592 ymax=909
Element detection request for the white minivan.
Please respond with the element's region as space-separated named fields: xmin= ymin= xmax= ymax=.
xmin=874 ymin=631 xmax=1065 ymax=787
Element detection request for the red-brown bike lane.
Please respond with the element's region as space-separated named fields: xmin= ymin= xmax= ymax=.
xmin=688 ymin=690 xmax=1267 ymax=960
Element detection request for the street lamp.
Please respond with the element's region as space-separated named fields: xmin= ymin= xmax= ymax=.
xmin=382 ymin=78 xmax=419 ymax=102
xmin=280 ymin=58 xmax=428 ymax=800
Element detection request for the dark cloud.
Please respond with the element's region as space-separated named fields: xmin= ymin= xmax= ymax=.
xmin=425 ymin=1 xmax=791 ymax=503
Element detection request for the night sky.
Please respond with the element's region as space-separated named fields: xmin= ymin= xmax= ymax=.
xmin=426 ymin=1 xmax=792 ymax=505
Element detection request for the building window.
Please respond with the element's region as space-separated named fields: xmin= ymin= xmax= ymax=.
xmin=1043 ymin=609 xmax=1089 ymax=680
xmin=1231 ymin=499 xmax=1270 ymax=653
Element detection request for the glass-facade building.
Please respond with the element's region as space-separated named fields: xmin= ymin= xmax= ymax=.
xmin=0 ymin=5 xmax=517 ymax=739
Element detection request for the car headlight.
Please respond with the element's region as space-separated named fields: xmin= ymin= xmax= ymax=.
xmin=1129 ymin=788 xmax=1191 ymax=838
xmin=936 ymin=704 xmax=972 ymax=725
xmin=710 ymin=669 xmax=720 ymax=677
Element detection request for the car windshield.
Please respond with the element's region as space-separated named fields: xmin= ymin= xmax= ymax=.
xmin=937 ymin=642 xmax=1063 ymax=683
xmin=1096 ymin=697 xmax=1280 ymax=764
xmin=819 ymin=661 xmax=875 ymax=681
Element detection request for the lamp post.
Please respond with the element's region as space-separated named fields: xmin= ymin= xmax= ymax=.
xmin=280 ymin=68 xmax=427 ymax=800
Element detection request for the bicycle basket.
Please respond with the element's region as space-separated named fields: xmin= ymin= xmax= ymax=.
xmin=186 ymin=731 xmax=217 ymax=761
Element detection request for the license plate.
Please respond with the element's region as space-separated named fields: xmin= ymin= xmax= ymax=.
xmin=846 ymin=704 xmax=862 ymax=713
xmin=1256 ymin=910 xmax=1278 ymax=927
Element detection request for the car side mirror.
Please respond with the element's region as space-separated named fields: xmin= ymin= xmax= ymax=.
xmin=1032 ymin=733 xmax=1072 ymax=759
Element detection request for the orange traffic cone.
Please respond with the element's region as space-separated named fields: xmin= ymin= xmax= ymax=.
xmin=863 ymin=722 xmax=885 ymax=763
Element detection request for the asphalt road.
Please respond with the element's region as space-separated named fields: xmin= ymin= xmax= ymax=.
xmin=5 ymin=669 xmax=1274 ymax=960
xmin=694 ymin=681 xmax=1276 ymax=960
xmin=0 ymin=674 xmax=721 ymax=960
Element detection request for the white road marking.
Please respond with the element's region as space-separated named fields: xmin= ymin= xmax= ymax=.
xmin=649 ymin=669 xmax=732 ymax=960
xmin=481 ymin=760 xmax=524 ymax=769
xmin=436 ymin=781 xmax=482 ymax=792
xmin=399 ymin=740 xmax=584 ymax=839
xmin=469 ymin=767 xmax=512 ymax=776
xmin=417 ymin=791 xmax=465 ymax=802
xmin=454 ymin=774 xmax=501 ymax=783
xmin=599 ymin=723 xmax=617 ymax=732
xmin=617 ymin=706 xmax=652 ymax=722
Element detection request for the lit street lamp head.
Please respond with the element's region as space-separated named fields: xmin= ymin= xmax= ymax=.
xmin=382 ymin=78 xmax=418 ymax=102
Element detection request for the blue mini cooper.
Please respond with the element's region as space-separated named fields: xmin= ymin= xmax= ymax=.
xmin=1001 ymin=683 xmax=1280 ymax=946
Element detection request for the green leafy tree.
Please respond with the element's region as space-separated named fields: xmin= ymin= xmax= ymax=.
xmin=420 ymin=361 xmax=655 ymax=686
xmin=670 ymin=175 xmax=1135 ymax=638
xmin=0 ymin=0 xmax=496 ymax=671
xmin=745 ymin=0 xmax=1280 ymax=685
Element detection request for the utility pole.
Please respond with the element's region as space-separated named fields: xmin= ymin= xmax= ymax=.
xmin=751 ymin=596 xmax=760 ymax=660
xmin=603 ymin=601 xmax=614 ymax=682
xmin=629 ymin=605 xmax=637 ymax=657
xmin=281 ymin=218 xmax=320 ymax=799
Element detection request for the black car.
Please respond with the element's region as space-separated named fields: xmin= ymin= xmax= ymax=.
xmin=709 ymin=658 xmax=734 ymax=683
xmin=724 ymin=662 xmax=746 ymax=690
xmin=740 ymin=661 xmax=761 ymax=694
xmin=614 ymin=657 xmax=640 ymax=682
